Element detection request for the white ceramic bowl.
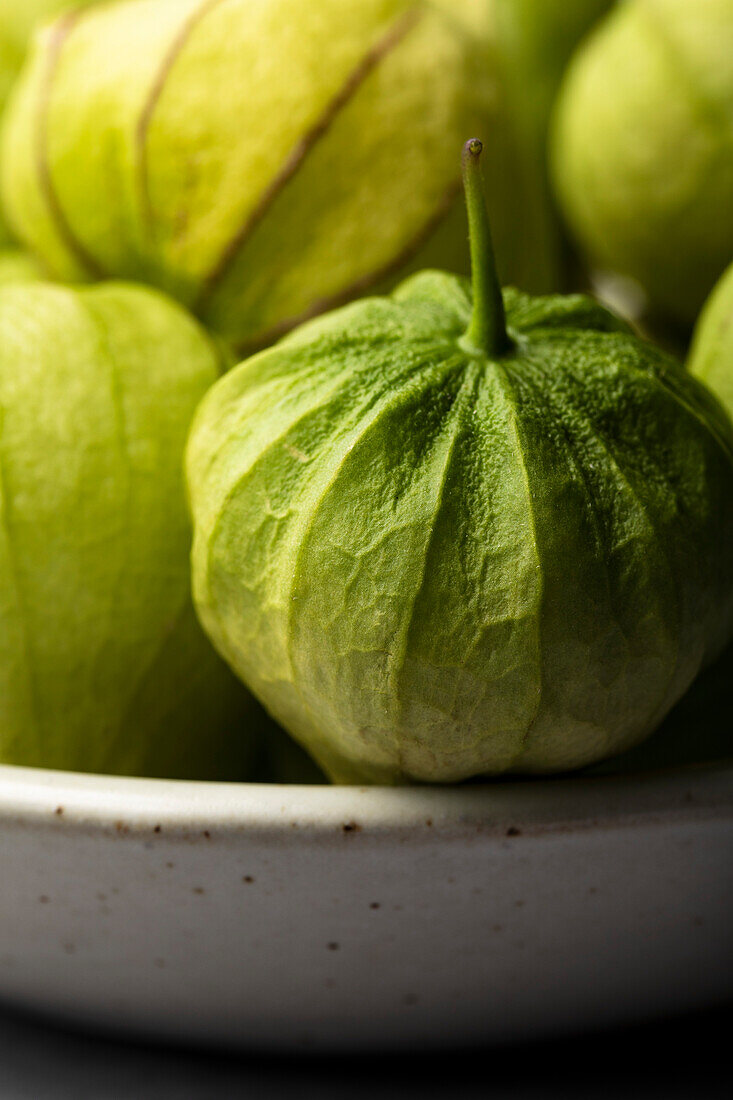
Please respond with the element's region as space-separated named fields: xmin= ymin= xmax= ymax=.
xmin=0 ymin=759 xmax=731 ymax=1051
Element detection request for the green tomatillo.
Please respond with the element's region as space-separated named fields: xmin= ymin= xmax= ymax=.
xmin=0 ymin=280 xmax=260 ymax=778
xmin=0 ymin=0 xmax=492 ymax=354
xmin=187 ymin=140 xmax=733 ymax=785
xmin=551 ymin=0 xmax=733 ymax=327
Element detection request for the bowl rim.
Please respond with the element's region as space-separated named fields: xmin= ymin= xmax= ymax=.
xmin=0 ymin=760 xmax=731 ymax=840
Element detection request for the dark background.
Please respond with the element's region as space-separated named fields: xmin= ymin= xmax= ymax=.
xmin=0 ymin=1002 xmax=729 ymax=1099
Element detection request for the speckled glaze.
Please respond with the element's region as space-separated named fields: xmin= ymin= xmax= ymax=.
xmin=0 ymin=763 xmax=731 ymax=1050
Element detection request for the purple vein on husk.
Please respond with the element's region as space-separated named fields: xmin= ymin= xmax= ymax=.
xmin=136 ymin=0 xmax=229 ymax=242
xmin=194 ymin=7 xmax=424 ymax=313
xmin=35 ymin=10 xmax=105 ymax=280
xmin=231 ymin=176 xmax=462 ymax=357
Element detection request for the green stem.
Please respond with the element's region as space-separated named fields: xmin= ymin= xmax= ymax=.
xmin=460 ymin=138 xmax=509 ymax=358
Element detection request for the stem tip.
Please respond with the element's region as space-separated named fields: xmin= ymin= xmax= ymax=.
xmin=463 ymin=137 xmax=483 ymax=160
xmin=460 ymin=138 xmax=509 ymax=358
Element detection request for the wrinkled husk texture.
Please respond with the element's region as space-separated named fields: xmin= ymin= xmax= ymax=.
xmin=187 ymin=273 xmax=733 ymax=784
